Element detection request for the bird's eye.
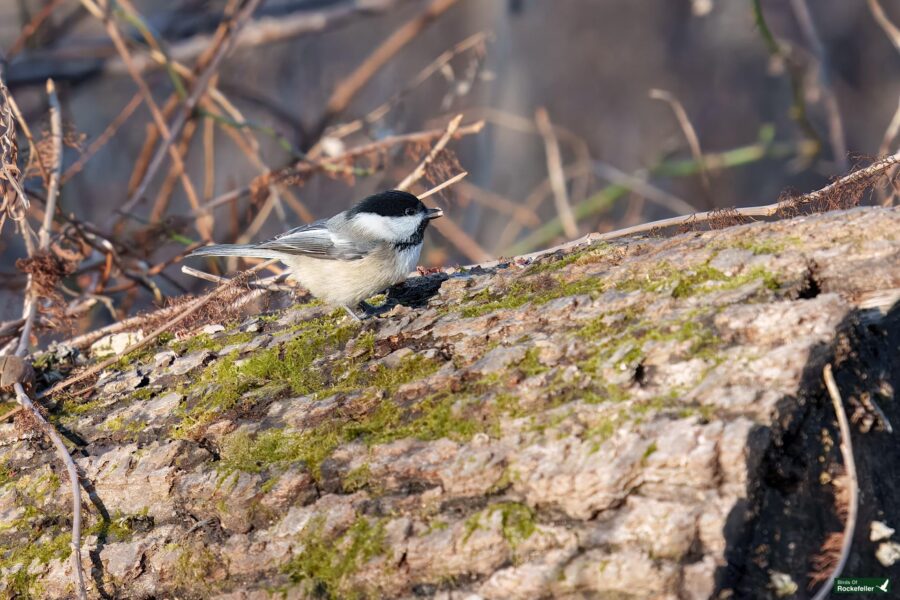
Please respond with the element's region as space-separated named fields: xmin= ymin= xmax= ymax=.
xmin=404 ymin=207 xmax=417 ymax=216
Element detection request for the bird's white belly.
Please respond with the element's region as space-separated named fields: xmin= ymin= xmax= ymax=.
xmin=283 ymin=244 xmax=422 ymax=306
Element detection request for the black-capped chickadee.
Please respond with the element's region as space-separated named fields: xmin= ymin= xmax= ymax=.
xmin=189 ymin=190 xmax=443 ymax=319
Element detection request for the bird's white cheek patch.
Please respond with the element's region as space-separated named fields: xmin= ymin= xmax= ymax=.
xmin=351 ymin=213 xmax=392 ymax=239
xmin=352 ymin=213 xmax=422 ymax=240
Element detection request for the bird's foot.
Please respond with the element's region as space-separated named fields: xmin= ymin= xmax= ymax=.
xmin=342 ymin=300 xmax=396 ymax=322
xmin=359 ymin=299 xmax=396 ymax=317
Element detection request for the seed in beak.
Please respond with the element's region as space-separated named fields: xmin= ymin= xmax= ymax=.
xmin=426 ymin=207 xmax=444 ymax=219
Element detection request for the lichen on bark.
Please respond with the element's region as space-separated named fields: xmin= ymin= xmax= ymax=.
xmin=1 ymin=207 xmax=898 ymax=599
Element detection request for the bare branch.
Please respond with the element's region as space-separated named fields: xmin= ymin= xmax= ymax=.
xmin=535 ymin=107 xmax=578 ymax=238
xmin=320 ymin=0 xmax=462 ymax=125
xmin=13 ymin=383 xmax=87 ymax=600
xmin=469 ymin=107 xmax=593 ymax=252
xmin=393 ymin=117 xmax=488 ymax=262
xmin=5 ymin=0 xmax=68 ymax=59
xmin=879 ymin=97 xmax=900 ymax=158
xmin=80 ymin=0 xmax=205 ymax=235
xmin=61 ymin=92 xmax=143 ymax=184
xmin=455 ymin=180 xmax=541 ymax=227
xmin=812 ymin=364 xmax=858 ymax=600
xmin=313 ymin=30 xmax=490 ymax=155
xmin=182 ymin=265 xmax=293 ymax=292
xmin=39 ymin=79 xmax=62 ymax=251
xmin=800 ymin=150 xmax=900 ymax=205
xmin=417 ymin=171 xmax=467 ymax=201
xmin=867 ymin=0 xmax=900 ymax=52
xmin=16 ymin=79 xmax=63 ymax=358
xmin=789 ymin=0 xmax=848 ymax=172
xmin=98 ymin=0 xmax=423 ymax=76
xmin=112 ymin=0 xmax=264 ymax=231
xmin=592 ymin=161 xmax=698 ymax=216
xmin=199 ymin=120 xmax=485 ymax=214
xmin=649 ymin=88 xmax=712 ymax=202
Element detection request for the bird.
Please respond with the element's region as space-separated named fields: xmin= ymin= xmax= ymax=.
xmin=188 ymin=189 xmax=443 ymax=320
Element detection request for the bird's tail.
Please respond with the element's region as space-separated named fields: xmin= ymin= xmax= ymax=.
xmin=188 ymin=244 xmax=281 ymax=260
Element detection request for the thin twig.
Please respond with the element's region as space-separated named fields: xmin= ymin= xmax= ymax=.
xmin=0 ymin=405 xmax=22 ymax=422
xmin=96 ymin=0 xmax=417 ymax=76
xmin=0 ymin=70 xmax=19 ymax=225
xmin=181 ymin=265 xmax=233 ymax=285
xmin=114 ymin=0 xmax=263 ymax=228
xmin=751 ymin=0 xmax=823 ymax=155
xmin=198 ymin=121 xmax=485 ymax=214
xmin=868 ymin=0 xmax=900 ymax=206
xmin=535 ymin=107 xmax=578 ymax=238
xmin=181 ymin=265 xmax=293 ymax=292
xmin=0 ymin=318 xmax=25 ymax=338
xmin=16 ymin=80 xmax=63 ymax=358
xmin=80 ymin=0 xmax=205 ymax=234
xmin=416 ymin=172 xmax=488 ymax=262
xmin=5 ymin=88 xmax=49 ymax=183
xmin=496 ymin=163 xmax=591 ymax=253
xmin=13 ymin=383 xmax=87 ymax=600
xmin=417 ymin=171 xmax=467 ymax=201
xmin=867 ymin=0 xmax=900 ymax=52
xmin=39 ymin=79 xmax=62 ymax=250
xmin=203 ymin=98 xmax=308 ymax=224
xmin=455 ymin=180 xmax=540 ymax=227
xmin=592 ymin=161 xmax=698 ymax=216
xmin=813 ymin=364 xmax=858 ymax=600
xmin=5 ymin=0 xmax=68 ymax=59
xmin=1 ymin=162 xmax=29 ymax=213
xmin=429 ymin=211 xmax=490 ymax=262
xmin=877 ymin=99 xmax=900 ymax=207
xmin=470 ymin=107 xmax=593 ymax=251
xmin=149 ymin=118 xmax=200 ymax=223
xmin=397 ymin=114 xmax=462 ymax=191
xmin=801 ymin=149 xmax=900 ymax=205
xmin=879 ymin=97 xmax=900 ymax=158
xmin=126 ymin=95 xmax=178 ymax=197
xmin=312 ymin=30 xmax=490 ymax=156
xmin=789 ymin=0 xmax=848 ymax=172
xmin=203 ymin=114 xmax=216 ymax=202
xmin=505 ymin=139 xmax=803 ymax=255
xmin=319 ymin=0 xmax=462 ymax=126
xmin=61 ymin=92 xmax=143 ymax=184
xmin=392 ymin=118 xmax=486 ymax=261
xmin=649 ymin=88 xmax=713 ymax=204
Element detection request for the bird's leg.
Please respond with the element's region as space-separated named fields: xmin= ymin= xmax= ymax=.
xmin=342 ymin=305 xmax=365 ymax=322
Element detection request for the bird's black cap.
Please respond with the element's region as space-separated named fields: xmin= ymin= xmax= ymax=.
xmin=349 ymin=190 xmax=425 ymax=218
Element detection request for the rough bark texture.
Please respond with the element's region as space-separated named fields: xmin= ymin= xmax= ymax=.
xmin=1 ymin=207 xmax=899 ymax=599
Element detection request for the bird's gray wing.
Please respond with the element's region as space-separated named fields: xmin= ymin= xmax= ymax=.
xmin=256 ymin=220 xmax=373 ymax=260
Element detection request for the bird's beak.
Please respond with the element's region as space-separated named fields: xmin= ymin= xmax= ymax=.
xmin=425 ymin=207 xmax=443 ymax=220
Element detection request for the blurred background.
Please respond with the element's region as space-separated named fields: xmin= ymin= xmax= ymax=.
xmin=0 ymin=0 xmax=898 ymax=329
